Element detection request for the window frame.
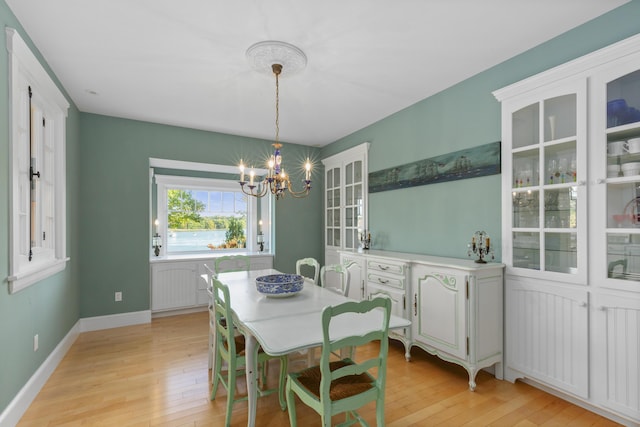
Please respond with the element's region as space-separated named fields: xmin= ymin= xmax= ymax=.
xmin=6 ymin=28 xmax=69 ymax=293
xmin=154 ymin=174 xmax=266 ymax=256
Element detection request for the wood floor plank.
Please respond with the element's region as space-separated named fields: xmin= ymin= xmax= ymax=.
xmin=16 ymin=311 xmax=623 ymax=426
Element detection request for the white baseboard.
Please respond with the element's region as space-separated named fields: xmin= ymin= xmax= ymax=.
xmin=0 ymin=321 xmax=80 ymax=427
xmin=520 ymin=378 xmax=639 ymax=427
xmin=0 ymin=310 xmax=152 ymax=426
xmin=79 ymin=310 xmax=151 ymax=332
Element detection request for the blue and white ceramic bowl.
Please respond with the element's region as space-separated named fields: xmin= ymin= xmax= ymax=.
xmin=255 ymin=274 xmax=304 ymax=297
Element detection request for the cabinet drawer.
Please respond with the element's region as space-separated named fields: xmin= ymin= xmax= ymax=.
xmin=367 ymin=258 xmax=406 ymax=276
xmin=367 ymin=272 xmax=405 ymax=290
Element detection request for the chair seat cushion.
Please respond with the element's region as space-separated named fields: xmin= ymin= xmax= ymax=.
xmin=223 ymin=334 xmax=267 ymax=357
xmin=296 ymin=360 xmax=373 ymax=401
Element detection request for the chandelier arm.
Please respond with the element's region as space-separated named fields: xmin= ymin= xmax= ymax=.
xmin=284 ymin=180 xmax=312 ymax=198
xmin=240 ymin=179 xmax=269 ymax=198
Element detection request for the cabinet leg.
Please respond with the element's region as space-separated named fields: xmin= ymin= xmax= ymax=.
xmin=404 ymin=343 xmax=411 ymax=361
xmin=467 ymin=367 xmax=478 ymax=391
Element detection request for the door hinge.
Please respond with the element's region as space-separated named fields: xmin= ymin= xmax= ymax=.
xmin=403 ymin=295 xmax=406 ymax=310
xmin=43 ymin=231 xmax=46 ymax=241
xmin=466 ymin=337 xmax=470 ymax=355
xmin=466 ymin=278 xmax=469 ymax=299
xmin=43 ymin=117 xmax=45 ymax=126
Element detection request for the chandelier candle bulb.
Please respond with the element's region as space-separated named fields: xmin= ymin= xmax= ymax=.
xmin=239 ymin=162 xmax=245 ymax=183
xmin=249 ymin=169 xmax=255 ymax=186
xmin=305 ymin=160 xmax=311 ymax=180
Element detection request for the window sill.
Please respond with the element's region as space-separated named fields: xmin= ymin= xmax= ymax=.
xmin=149 ymin=252 xmax=272 ymax=263
xmin=7 ymin=258 xmax=70 ymax=293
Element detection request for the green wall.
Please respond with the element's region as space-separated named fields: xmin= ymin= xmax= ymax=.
xmin=2 ymin=0 xmax=640 ymax=420
xmin=78 ymin=114 xmax=322 ymax=317
xmin=322 ymin=2 xmax=640 ymax=260
xmin=0 ymin=2 xmax=81 ymax=415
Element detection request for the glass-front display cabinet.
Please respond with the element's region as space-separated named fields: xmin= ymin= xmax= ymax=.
xmin=507 ymin=81 xmax=587 ymax=283
xmin=602 ymin=68 xmax=640 ymax=289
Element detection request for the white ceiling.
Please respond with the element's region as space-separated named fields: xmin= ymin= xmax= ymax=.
xmin=6 ymin=0 xmax=628 ymax=147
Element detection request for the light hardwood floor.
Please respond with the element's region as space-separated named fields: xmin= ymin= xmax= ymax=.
xmin=17 ymin=312 xmax=621 ymax=426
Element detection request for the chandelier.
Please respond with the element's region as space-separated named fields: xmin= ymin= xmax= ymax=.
xmin=239 ymin=41 xmax=312 ymax=200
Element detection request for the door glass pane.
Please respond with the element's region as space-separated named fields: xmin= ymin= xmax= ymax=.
xmin=607 ymin=181 xmax=640 ymax=228
xmin=544 ymin=94 xmax=576 ymax=141
xmin=544 ymin=187 xmax=577 ymax=228
xmin=513 ymin=149 xmax=538 ymax=188
xmin=346 ymin=207 xmax=353 ymax=227
xmin=346 ymin=228 xmax=353 ymax=249
xmin=334 ymin=168 xmax=341 ymax=187
xmin=513 ymin=190 xmax=539 ymax=228
xmin=346 ymin=186 xmax=353 ymax=205
xmin=326 ymin=169 xmax=333 ymax=188
xmin=333 ymin=208 xmax=340 ymax=226
xmin=327 ymin=209 xmax=333 ymax=227
xmin=512 ymin=103 xmax=539 ymax=149
xmin=545 ymin=232 xmax=577 ymax=274
xmin=607 ymin=234 xmax=640 ymax=280
xmin=346 ymin=162 xmax=353 ymax=185
xmin=334 ymin=189 xmax=340 ymax=207
xmin=354 ymin=160 xmax=362 ymax=183
xmin=545 ymin=141 xmax=577 ymax=184
xmin=327 ymin=189 xmax=333 ymax=208
xmin=354 ymin=184 xmax=362 ymax=205
xmin=334 ymin=229 xmax=341 ymax=247
xmin=513 ymin=232 xmax=540 ymax=270
xmin=607 ymin=69 xmax=640 ymax=128
xmin=327 ymin=229 xmax=333 ymax=246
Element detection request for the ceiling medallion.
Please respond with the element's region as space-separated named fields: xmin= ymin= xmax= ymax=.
xmin=246 ymin=41 xmax=307 ymax=77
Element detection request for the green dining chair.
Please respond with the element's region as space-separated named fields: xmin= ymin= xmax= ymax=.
xmin=320 ymin=263 xmax=351 ymax=296
xmin=210 ymin=276 xmax=288 ymax=427
xmin=286 ymin=297 xmax=392 ymax=427
xmin=296 ymin=257 xmax=320 ymax=285
xmin=215 ymin=255 xmax=251 ymax=274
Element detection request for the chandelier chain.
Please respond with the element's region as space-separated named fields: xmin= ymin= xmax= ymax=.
xmin=274 ymin=68 xmax=279 ymax=145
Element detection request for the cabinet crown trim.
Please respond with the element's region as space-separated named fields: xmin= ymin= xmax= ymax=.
xmin=493 ymin=32 xmax=640 ymax=102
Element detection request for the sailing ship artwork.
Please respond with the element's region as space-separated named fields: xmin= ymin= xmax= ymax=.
xmin=368 ymin=141 xmax=501 ymax=193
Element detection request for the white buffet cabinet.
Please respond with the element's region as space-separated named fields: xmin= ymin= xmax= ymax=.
xmin=149 ymin=253 xmax=273 ymax=314
xmin=340 ymin=250 xmax=504 ymax=391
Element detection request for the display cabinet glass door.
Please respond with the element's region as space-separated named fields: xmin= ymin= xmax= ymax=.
xmin=603 ymin=68 xmax=640 ymax=288
xmin=325 ymin=166 xmax=341 ymax=250
xmin=508 ymin=83 xmax=585 ymax=281
xmin=344 ymin=160 xmax=364 ymax=250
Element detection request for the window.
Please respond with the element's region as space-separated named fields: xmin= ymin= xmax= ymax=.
xmin=7 ymin=28 xmax=69 ymax=293
xmin=154 ymin=173 xmax=271 ymax=255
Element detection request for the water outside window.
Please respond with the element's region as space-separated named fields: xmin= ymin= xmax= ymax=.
xmin=166 ymin=188 xmax=248 ymax=253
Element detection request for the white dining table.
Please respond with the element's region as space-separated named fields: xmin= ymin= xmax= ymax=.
xmin=217 ymin=269 xmax=411 ymax=427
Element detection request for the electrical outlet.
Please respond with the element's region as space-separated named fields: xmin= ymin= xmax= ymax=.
xmin=34 ymin=334 xmax=39 ymax=351
xmin=115 ymin=291 xmax=122 ymax=302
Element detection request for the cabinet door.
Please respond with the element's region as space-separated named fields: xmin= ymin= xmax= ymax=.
xmin=412 ymin=265 xmax=467 ymax=360
xmin=151 ymin=262 xmax=198 ymax=311
xmin=592 ymin=292 xmax=640 ymax=421
xmin=367 ymin=281 xmax=407 ymax=337
xmin=591 ymin=56 xmax=640 ymax=293
xmin=503 ymin=79 xmax=587 ymax=285
xmin=505 ymin=277 xmax=589 ymax=398
xmin=322 ymin=143 xmax=369 ymax=274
